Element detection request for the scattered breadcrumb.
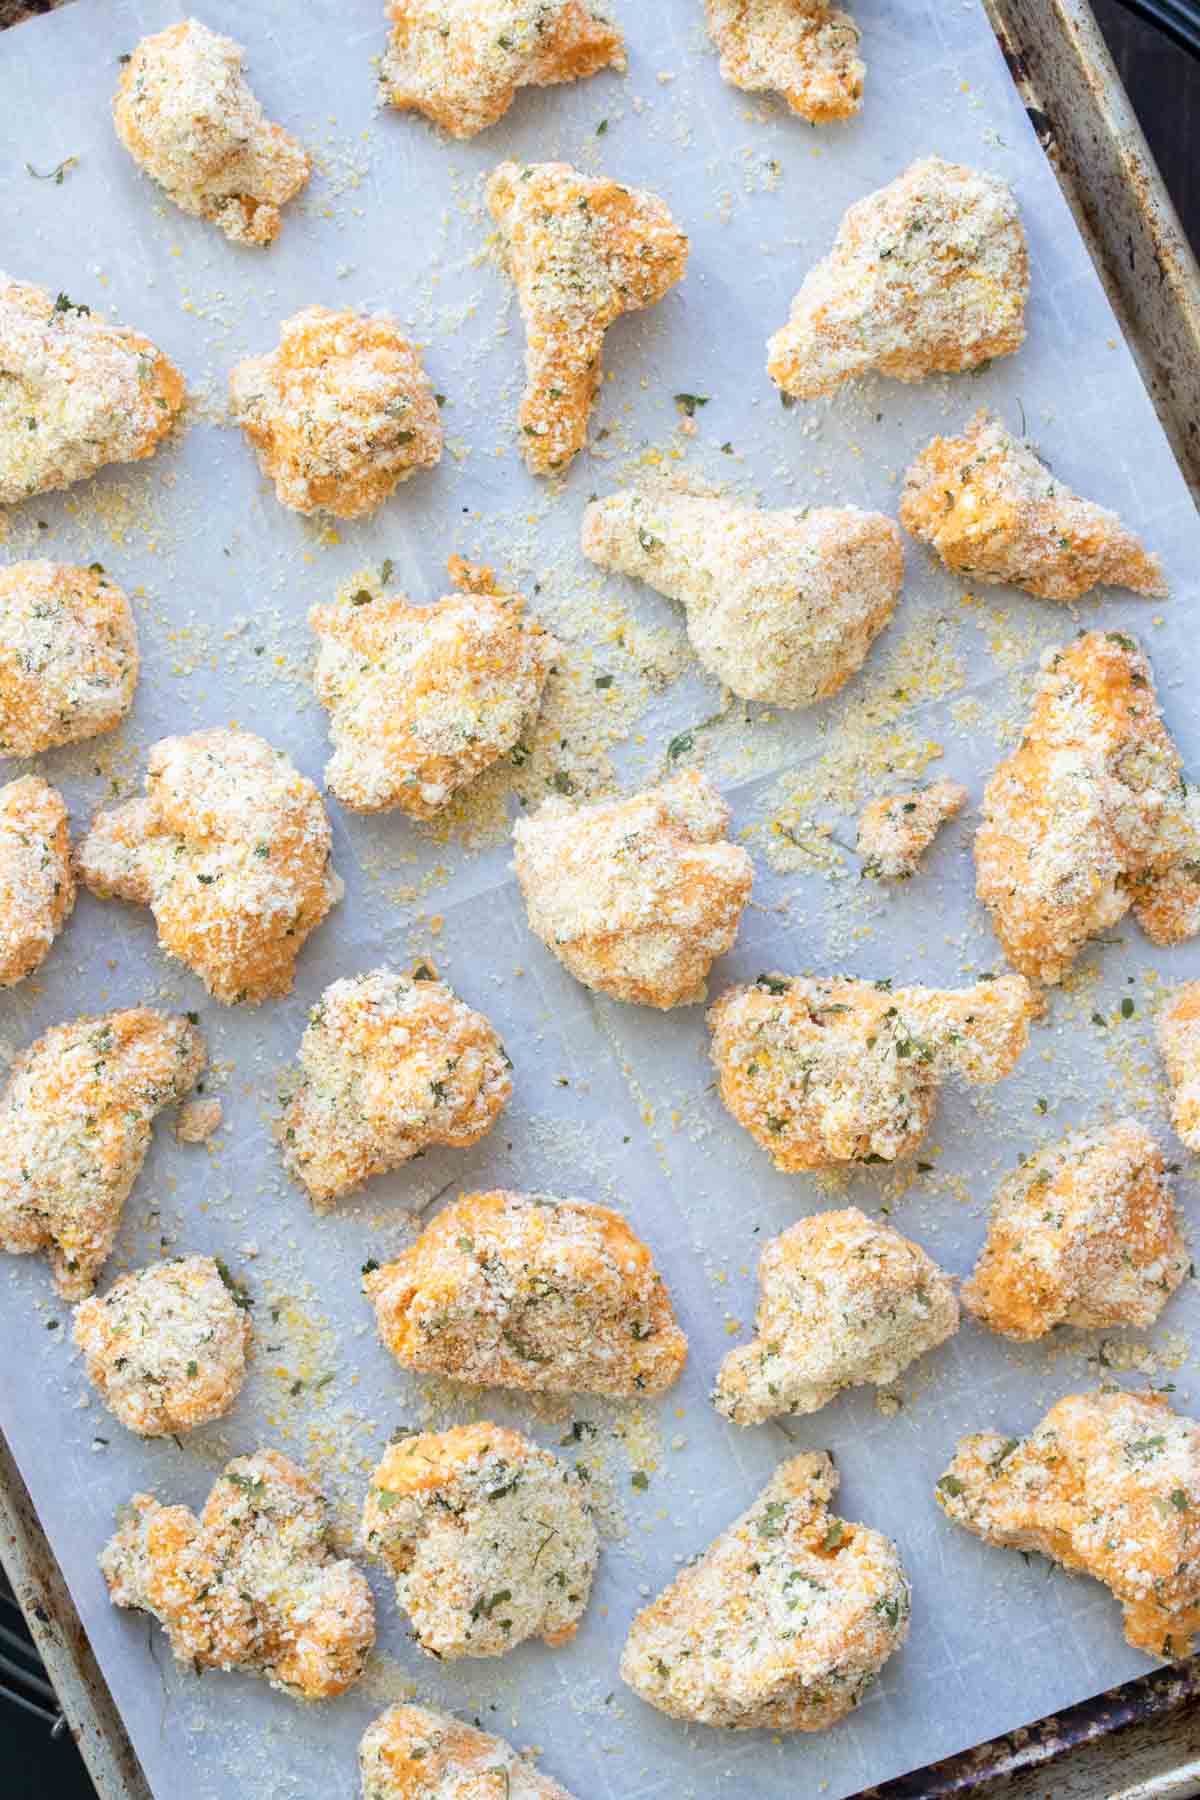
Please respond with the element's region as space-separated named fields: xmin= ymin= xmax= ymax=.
xmin=1157 ymin=982 xmax=1200 ymax=1152
xmin=0 ymin=561 xmax=138 ymax=753
xmin=706 ymin=0 xmax=864 ymax=123
xmin=0 ymin=775 xmax=74 ymax=986
xmin=858 ymin=779 xmax=967 ymax=880
xmin=175 ymin=1096 xmax=222 ymax=1143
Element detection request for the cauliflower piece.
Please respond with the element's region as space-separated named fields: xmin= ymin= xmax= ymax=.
xmin=229 ymin=305 xmax=443 ymax=517
xmin=0 ymin=561 xmax=138 ymax=754
xmin=113 ymin=20 xmax=310 ymax=246
xmin=962 ymin=1120 xmax=1187 ymax=1342
xmin=486 ymin=161 xmax=689 ymax=476
xmin=278 ymin=967 xmax=512 ymax=1209
xmin=381 ymin=0 xmax=625 ymax=138
xmin=101 ymin=1448 xmax=375 ymax=1698
xmin=936 ymin=1390 xmax=1200 ymax=1658
xmin=175 ymin=1096 xmax=222 ymax=1143
xmin=581 ymin=490 xmax=903 ymax=707
xmin=900 ymin=411 xmax=1166 ymax=601
xmin=311 ymin=557 xmax=556 ymax=817
xmin=0 ymin=275 xmax=185 ymax=504
xmin=73 ymin=1254 xmax=251 ymax=1436
xmin=715 ymin=1207 xmax=958 ymax=1424
xmin=365 ymin=1189 xmax=687 ymax=1397
xmin=975 ymin=632 xmax=1200 ymax=986
xmin=621 ymin=1451 xmax=910 ymax=1730
xmin=363 ymin=1422 xmax=598 ymax=1660
xmin=1159 ymin=982 xmax=1200 ymax=1152
xmin=513 ymin=771 xmax=753 ymax=1008
xmin=706 ymin=0 xmax=864 ymax=123
xmin=709 ymin=971 xmax=1037 ymax=1171
xmin=767 ymin=158 xmax=1027 ymax=401
xmin=858 ymin=779 xmax=967 ymax=881
xmin=360 ymin=1703 xmax=577 ymax=1800
xmin=0 ymin=775 xmax=74 ymax=986
xmin=0 ymin=1009 xmax=205 ymax=1300
xmin=77 ymin=728 xmax=341 ymax=1006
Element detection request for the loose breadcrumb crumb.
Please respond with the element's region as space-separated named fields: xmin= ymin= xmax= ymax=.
xmin=857 ymin=779 xmax=967 ymax=881
xmin=706 ymin=0 xmax=864 ymax=124
xmin=0 ymin=775 xmax=74 ymax=987
xmin=360 ymin=1702 xmax=577 ymax=1799
xmin=0 ymin=562 xmax=138 ymax=754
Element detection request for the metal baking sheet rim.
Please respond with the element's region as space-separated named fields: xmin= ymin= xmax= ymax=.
xmin=0 ymin=2 xmax=1197 ymax=1798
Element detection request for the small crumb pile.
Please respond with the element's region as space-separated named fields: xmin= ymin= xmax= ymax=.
xmin=858 ymin=778 xmax=967 ymax=880
xmin=1158 ymin=981 xmax=1200 ymax=1152
xmin=0 ymin=561 xmax=138 ymax=754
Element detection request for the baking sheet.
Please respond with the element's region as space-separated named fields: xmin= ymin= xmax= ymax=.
xmin=2 ymin=0 xmax=1200 ymax=1796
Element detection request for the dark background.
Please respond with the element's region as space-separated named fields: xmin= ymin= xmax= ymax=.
xmin=0 ymin=2 xmax=1196 ymax=1796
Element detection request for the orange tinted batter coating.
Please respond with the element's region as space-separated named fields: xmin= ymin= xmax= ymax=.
xmin=937 ymin=1390 xmax=1200 ymax=1658
xmin=381 ymin=1 xmax=625 ymax=138
xmin=486 ymin=161 xmax=689 ymax=476
xmin=0 ymin=1009 xmax=205 ymax=1299
xmin=975 ymin=632 xmax=1200 ymax=986
xmin=365 ymin=1189 xmax=687 ymax=1397
xmin=360 ymin=1703 xmax=578 ymax=1800
xmin=900 ymin=410 xmax=1166 ymax=601
xmin=1158 ymin=981 xmax=1200 ymax=1152
xmin=709 ymin=971 xmax=1037 ymax=1171
xmin=706 ymin=0 xmax=864 ymax=124
xmin=0 ymin=562 xmax=138 ymax=755
xmin=101 ymin=1449 xmax=375 ymax=1698
xmin=0 ymin=775 xmax=74 ymax=986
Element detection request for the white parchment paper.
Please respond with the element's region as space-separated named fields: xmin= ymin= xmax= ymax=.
xmin=1 ymin=2 xmax=1200 ymax=1796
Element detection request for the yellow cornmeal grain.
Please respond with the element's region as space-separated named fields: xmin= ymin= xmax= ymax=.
xmin=0 ymin=775 xmax=74 ymax=986
xmin=706 ymin=0 xmax=864 ymax=123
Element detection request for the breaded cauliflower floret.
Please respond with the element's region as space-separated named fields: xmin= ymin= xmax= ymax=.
xmin=278 ymin=967 xmax=512 ymax=1209
xmin=113 ymin=20 xmax=310 ymax=246
xmin=975 ymin=632 xmax=1200 ymax=986
xmin=900 ymin=411 xmax=1166 ymax=601
xmin=706 ymin=0 xmax=864 ymax=123
xmin=709 ymin=971 xmax=1036 ymax=1171
xmin=77 ymin=727 xmax=341 ymax=1006
xmin=0 ymin=562 xmax=138 ymax=755
xmin=0 ymin=775 xmax=74 ymax=987
xmin=767 ymin=157 xmax=1027 ymax=401
xmin=513 ymin=771 xmax=753 ymax=1008
xmin=0 ymin=1009 xmax=205 ymax=1299
xmin=580 ymin=490 xmax=903 ymax=707
xmin=715 ymin=1208 xmax=958 ymax=1424
xmin=621 ymin=1451 xmax=910 ymax=1730
xmin=311 ymin=557 xmax=556 ymax=817
xmin=73 ymin=1254 xmax=252 ymax=1436
xmin=101 ymin=1449 xmax=375 ymax=1698
xmin=360 ymin=1703 xmax=577 ymax=1800
xmin=0 ymin=275 xmax=185 ymax=504
xmin=229 ymin=306 xmax=443 ymax=517
xmin=962 ymin=1120 xmax=1187 ymax=1342
xmin=381 ymin=1 xmax=625 ymax=138
xmin=365 ymin=1189 xmax=687 ymax=1397
xmin=487 ymin=161 xmax=689 ymax=476
xmin=363 ymin=1422 xmax=598 ymax=1660
xmin=1159 ymin=982 xmax=1200 ymax=1152
xmin=937 ymin=1390 xmax=1200 ymax=1657
xmin=858 ymin=778 xmax=967 ymax=881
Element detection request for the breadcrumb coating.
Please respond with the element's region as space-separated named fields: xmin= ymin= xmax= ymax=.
xmin=900 ymin=411 xmax=1166 ymax=601
xmin=101 ymin=1449 xmax=375 ymax=1698
xmin=581 ymin=490 xmax=903 ymax=707
xmin=360 ymin=1703 xmax=577 ymax=1800
xmin=962 ymin=1121 xmax=1187 ymax=1342
xmin=0 ymin=775 xmax=74 ymax=987
xmin=363 ymin=1422 xmax=598 ymax=1660
xmin=365 ymin=1189 xmax=687 ymax=1397
xmin=113 ymin=20 xmax=310 ymax=246
xmin=715 ymin=1207 xmax=958 ymax=1424
xmin=381 ymin=0 xmax=625 ymax=138
xmin=278 ymin=967 xmax=512 ymax=1209
xmin=311 ymin=557 xmax=556 ymax=817
xmin=621 ymin=1451 xmax=910 ymax=1730
xmin=709 ymin=971 xmax=1036 ymax=1171
xmin=486 ymin=161 xmax=689 ymax=475
xmin=175 ymin=1096 xmax=222 ymax=1143
xmin=767 ymin=157 xmax=1027 ymax=400
xmin=858 ymin=779 xmax=967 ymax=881
xmin=936 ymin=1390 xmax=1200 ymax=1658
xmin=0 ymin=275 xmax=185 ymax=504
xmin=74 ymin=1254 xmax=251 ymax=1436
xmin=78 ymin=727 xmax=341 ymax=1006
xmin=975 ymin=632 xmax=1200 ymax=986
xmin=229 ymin=306 xmax=443 ymax=517
xmin=0 ymin=561 xmax=138 ymax=755
xmin=1157 ymin=982 xmax=1200 ymax=1153
xmin=513 ymin=771 xmax=753 ymax=1008
xmin=0 ymin=1009 xmax=205 ymax=1300
xmin=706 ymin=0 xmax=864 ymax=123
